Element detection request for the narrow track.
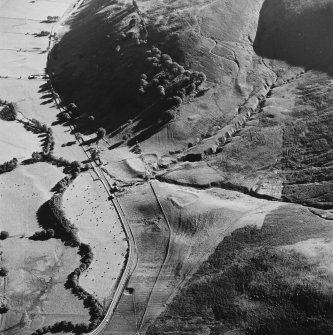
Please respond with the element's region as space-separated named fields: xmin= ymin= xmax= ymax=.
xmin=136 ymin=181 xmax=172 ymax=332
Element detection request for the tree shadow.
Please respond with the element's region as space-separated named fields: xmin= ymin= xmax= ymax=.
xmin=38 ymin=82 xmax=50 ymax=93
xmin=108 ymin=141 xmax=123 ymax=150
xmin=254 ymin=0 xmax=333 ymax=72
xmin=36 ymin=200 xmax=58 ymax=231
xmin=80 ymin=137 xmax=98 ymax=146
xmin=41 ymin=98 xmax=54 ymax=105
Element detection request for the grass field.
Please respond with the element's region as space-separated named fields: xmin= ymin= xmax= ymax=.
xmin=0 ymin=118 xmax=40 ymax=163
xmin=0 ymin=163 xmax=90 ymax=334
xmin=62 ymin=172 xmax=127 ymax=305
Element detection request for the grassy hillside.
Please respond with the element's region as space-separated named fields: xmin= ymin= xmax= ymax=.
xmin=148 ymin=205 xmax=333 ymax=335
xmin=49 ymin=0 xmax=266 ymax=147
xmin=50 ymin=0 xmax=333 ymax=207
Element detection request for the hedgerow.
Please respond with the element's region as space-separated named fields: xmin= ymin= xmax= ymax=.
xmin=0 ymin=100 xmax=17 ymax=121
xmin=31 ymin=177 xmax=104 ymax=334
xmin=0 ymin=158 xmax=18 ymax=174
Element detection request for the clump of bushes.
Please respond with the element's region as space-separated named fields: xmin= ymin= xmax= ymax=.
xmin=31 ymin=321 xmax=90 ymax=335
xmin=53 ymin=176 xmax=74 ymax=193
xmin=30 ymin=151 xmax=82 ymax=177
xmin=137 ymin=47 xmax=207 ymax=110
xmin=0 ymin=231 xmax=9 ymax=240
xmin=87 ymin=115 xmax=95 ymax=123
xmin=28 ymin=118 xmax=49 ymax=132
xmin=0 ymin=101 xmax=17 ymax=121
xmin=0 ymin=267 xmax=8 ymax=277
xmin=65 ymin=243 xmax=104 ymax=328
xmin=0 ymin=303 xmax=8 ymax=314
xmin=42 ymin=127 xmax=55 ymax=155
xmin=57 ymin=103 xmax=79 ymax=123
xmin=30 ymin=228 xmax=55 ymax=241
xmin=96 ymin=127 xmax=106 ymax=140
xmin=43 ymin=16 xmax=60 ymax=23
xmin=34 ymin=30 xmax=50 ymax=37
xmin=23 ymin=118 xmax=55 ymax=155
xmin=0 ymin=158 xmax=18 ymax=174
xmin=67 ymin=102 xmax=79 ymax=117
xmin=47 ymin=193 xmax=80 ymax=247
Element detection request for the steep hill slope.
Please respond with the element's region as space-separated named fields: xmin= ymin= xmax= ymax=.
xmin=148 ymin=205 xmax=333 ymax=335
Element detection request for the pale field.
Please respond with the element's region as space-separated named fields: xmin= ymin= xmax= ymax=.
xmin=62 ymin=172 xmax=127 ymax=304
xmin=0 ymin=0 xmax=85 ymax=162
xmin=101 ymin=146 xmax=149 ymax=181
xmin=0 ymin=0 xmax=71 ymax=21
xmin=0 ymin=79 xmax=87 ymax=162
xmin=0 ymin=163 xmax=89 ymax=333
xmin=0 ymin=118 xmax=41 ymax=163
xmin=0 ymin=163 xmax=64 ymax=235
xmin=0 ymin=0 xmax=92 ymax=332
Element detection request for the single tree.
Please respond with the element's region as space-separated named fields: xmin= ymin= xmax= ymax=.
xmin=0 ymin=267 xmax=8 ymax=277
xmin=0 ymin=303 xmax=8 ymax=314
xmin=45 ymin=229 xmax=55 ymax=239
xmin=68 ymin=102 xmax=78 ymax=112
xmin=62 ymin=112 xmax=71 ymax=121
xmin=140 ymin=79 xmax=149 ymax=87
xmin=151 ymin=78 xmax=159 ymax=87
xmin=0 ymin=231 xmax=9 ymax=240
xmin=171 ymin=96 xmax=182 ymax=107
xmin=32 ymin=152 xmax=42 ymax=161
xmin=157 ymin=85 xmax=165 ymax=97
xmin=91 ymin=149 xmax=100 ymax=162
xmin=96 ymin=127 xmax=106 ymax=139
xmin=70 ymin=160 xmax=81 ymax=172
xmin=197 ymin=72 xmax=207 ymax=84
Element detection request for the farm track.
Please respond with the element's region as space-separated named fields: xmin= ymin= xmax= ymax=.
xmin=103 ymin=182 xmax=171 ymax=335
xmin=136 ymin=181 xmax=172 ymax=332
